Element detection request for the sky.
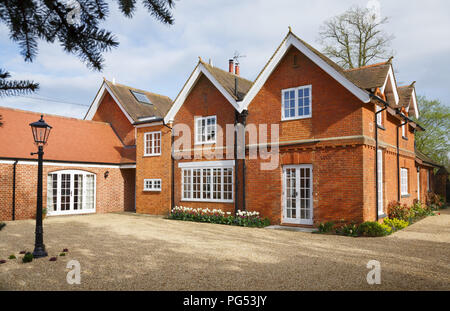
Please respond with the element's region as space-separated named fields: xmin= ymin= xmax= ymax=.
xmin=1 ymin=0 xmax=450 ymax=119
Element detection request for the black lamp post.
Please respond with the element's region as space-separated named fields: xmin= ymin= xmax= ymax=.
xmin=30 ymin=115 xmax=52 ymax=258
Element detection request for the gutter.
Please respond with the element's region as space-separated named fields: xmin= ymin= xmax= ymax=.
xmin=133 ymin=117 xmax=164 ymax=126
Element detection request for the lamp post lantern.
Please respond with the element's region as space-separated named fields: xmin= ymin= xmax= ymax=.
xmin=30 ymin=115 xmax=52 ymax=258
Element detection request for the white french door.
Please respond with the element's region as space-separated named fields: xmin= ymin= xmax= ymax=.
xmin=47 ymin=170 xmax=96 ymax=216
xmin=282 ymin=165 xmax=313 ymax=225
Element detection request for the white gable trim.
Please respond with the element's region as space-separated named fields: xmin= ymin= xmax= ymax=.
xmin=164 ymin=63 xmax=239 ymax=123
xmin=85 ymin=82 xmax=134 ymax=124
xmin=240 ymin=34 xmax=371 ymax=110
xmin=411 ymin=88 xmax=419 ymax=119
xmin=380 ymin=66 xmax=399 ymax=106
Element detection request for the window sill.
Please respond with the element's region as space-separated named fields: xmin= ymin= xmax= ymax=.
xmin=143 ymin=189 xmax=161 ymax=192
xmin=378 ymin=213 xmax=387 ymax=219
xmin=181 ymin=199 xmax=234 ymax=204
xmin=194 ymin=142 xmax=216 ymax=146
xmin=401 ymin=194 xmax=411 ymax=198
xmin=377 ymin=125 xmax=386 ymax=131
xmin=402 ymin=136 xmax=408 ymax=140
xmin=143 ymin=154 xmax=161 ymax=157
xmin=281 ymin=115 xmax=312 ymax=122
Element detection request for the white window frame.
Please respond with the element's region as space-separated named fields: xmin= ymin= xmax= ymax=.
xmin=417 ymin=170 xmax=420 ymax=202
xmin=181 ymin=165 xmax=233 ymax=203
xmin=143 ymin=179 xmax=162 ymax=192
xmin=401 ymin=168 xmax=409 ymax=196
xmin=377 ymin=149 xmax=384 ymax=215
xmin=376 ymin=105 xmax=383 ymax=127
xmin=402 ymin=124 xmax=407 ymax=139
xmin=194 ymin=115 xmax=217 ymax=145
xmin=281 ymin=85 xmax=312 ymax=121
xmin=46 ymin=170 xmax=96 ymax=216
xmin=144 ymin=131 xmax=161 ymax=156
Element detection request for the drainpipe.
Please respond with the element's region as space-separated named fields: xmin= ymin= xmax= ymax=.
xmin=163 ymin=121 xmax=175 ymax=210
xmin=370 ymin=94 xmax=388 ymax=222
xmin=12 ymin=160 xmax=18 ymax=220
xmin=396 ymin=119 xmax=408 ymax=201
xmin=234 ymin=111 xmax=239 ymax=214
xmin=240 ymin=110 xmax=248 ymax=211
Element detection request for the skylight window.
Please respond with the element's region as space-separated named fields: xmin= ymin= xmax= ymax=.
xmin=131 ymin=90 xmax=152 ymax=104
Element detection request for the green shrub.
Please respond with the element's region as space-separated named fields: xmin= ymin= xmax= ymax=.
xmin=8 ymin=254 xmax=16 ymax=260
xmin=410 ymin=201 xmax=434 ymax=220
xmin=335 ymin=223 xmax=359 ymax=237
xmin=318 ymin=221 xmax=334 ymax=234
xmin=387 ymin=201 xmax=411 ymax=221
xmin=358 ymin=222 xmax=392 ymax=237
xmin=383 ymin=218 xmax=409 ymax=231
xmin=426 ymin=193 xmax=445 ymax=211
xmin=22 ymin=252 xmax=33 ymax=263
xmin=59 ymin=253 xmax=66 ymax=256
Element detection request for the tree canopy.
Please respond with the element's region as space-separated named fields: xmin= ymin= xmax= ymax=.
xmin=414 ymin=96 xmax=450 ymax=170
xmin=0 ymin=0 xmax=176 ymax=97
xmin=318 ymin=5 xmax=394 ymax=69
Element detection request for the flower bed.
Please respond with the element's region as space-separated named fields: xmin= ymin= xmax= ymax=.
xmin=169 ymin=206 xmax=270 ymax=228
xmin=317 ymin=193 xmax=446 ymax=237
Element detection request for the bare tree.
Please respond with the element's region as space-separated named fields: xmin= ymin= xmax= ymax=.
xmin=318 ymin=6 xmax=394 ymax=69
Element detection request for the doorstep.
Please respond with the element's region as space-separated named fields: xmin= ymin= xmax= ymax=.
xmin=265 ymin=225 xmax=318 ymax=233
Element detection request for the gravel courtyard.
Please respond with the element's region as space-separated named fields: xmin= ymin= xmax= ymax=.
xmin=1 ymin=210 xmax=449 ymax=291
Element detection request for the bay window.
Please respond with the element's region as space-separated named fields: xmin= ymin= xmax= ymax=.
xmin=181 ymin=163 xmax=233 ymax=202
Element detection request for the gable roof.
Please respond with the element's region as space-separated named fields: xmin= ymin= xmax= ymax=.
xmin=344 ymin=62 xmax=391 ymax=89
xmin=85 ymin=79 xmax=173 ymax=123
xmin=166 ymin=29 xmax=418 ymax=122
xmin=201 ymin=61 xmax=253 ymax=101
xmin=165 ymin=60 xmax=253 ymax=122
xmin=239 ymin=31 xmax=372 ymax=110
xmin=397 ymin=84 xmax=419 ymax=119
xmin=0 ymin=106 xmax=135 ymax=164
xmin=416 ymin=149 xmax=441 ymax=168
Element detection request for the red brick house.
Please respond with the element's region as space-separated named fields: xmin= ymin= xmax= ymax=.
xmin=0 ymin=30 xmax=444 ymax=225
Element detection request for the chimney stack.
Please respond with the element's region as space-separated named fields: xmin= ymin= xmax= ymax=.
xmin=234 ymin=62 xmax=240 ymax=76
xmin=229 ymin=59 xmax=234 ymax=73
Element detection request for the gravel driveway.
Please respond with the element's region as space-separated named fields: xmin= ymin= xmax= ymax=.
xmin=1 ymin=210 xmax=449 ymax=290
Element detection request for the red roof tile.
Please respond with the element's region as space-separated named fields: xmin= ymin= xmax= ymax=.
xmin=0 ymin=106 xmax=135 ymax=164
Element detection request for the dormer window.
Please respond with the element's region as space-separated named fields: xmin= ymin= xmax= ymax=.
xmin=195 ymin=116 xmax=216 ymax=144
xmin=131 ymin=90 xmax=152 ymax=104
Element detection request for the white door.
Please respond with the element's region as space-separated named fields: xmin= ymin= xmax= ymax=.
xmin=47 ymin=170 xmax=96 ymax=216
xmin=283 ymin=165 xmax=313 ymax=225
xmin=377 ymin=149 xmax=384 ymax=215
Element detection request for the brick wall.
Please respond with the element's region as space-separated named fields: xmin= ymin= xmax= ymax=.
xmin=0 ymin=162 xmax=130 ymax=221
xmin=92 ymin=92 xmax=135 ymax=146
xmin=135 ymin=125 xmax=172 ymax=216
